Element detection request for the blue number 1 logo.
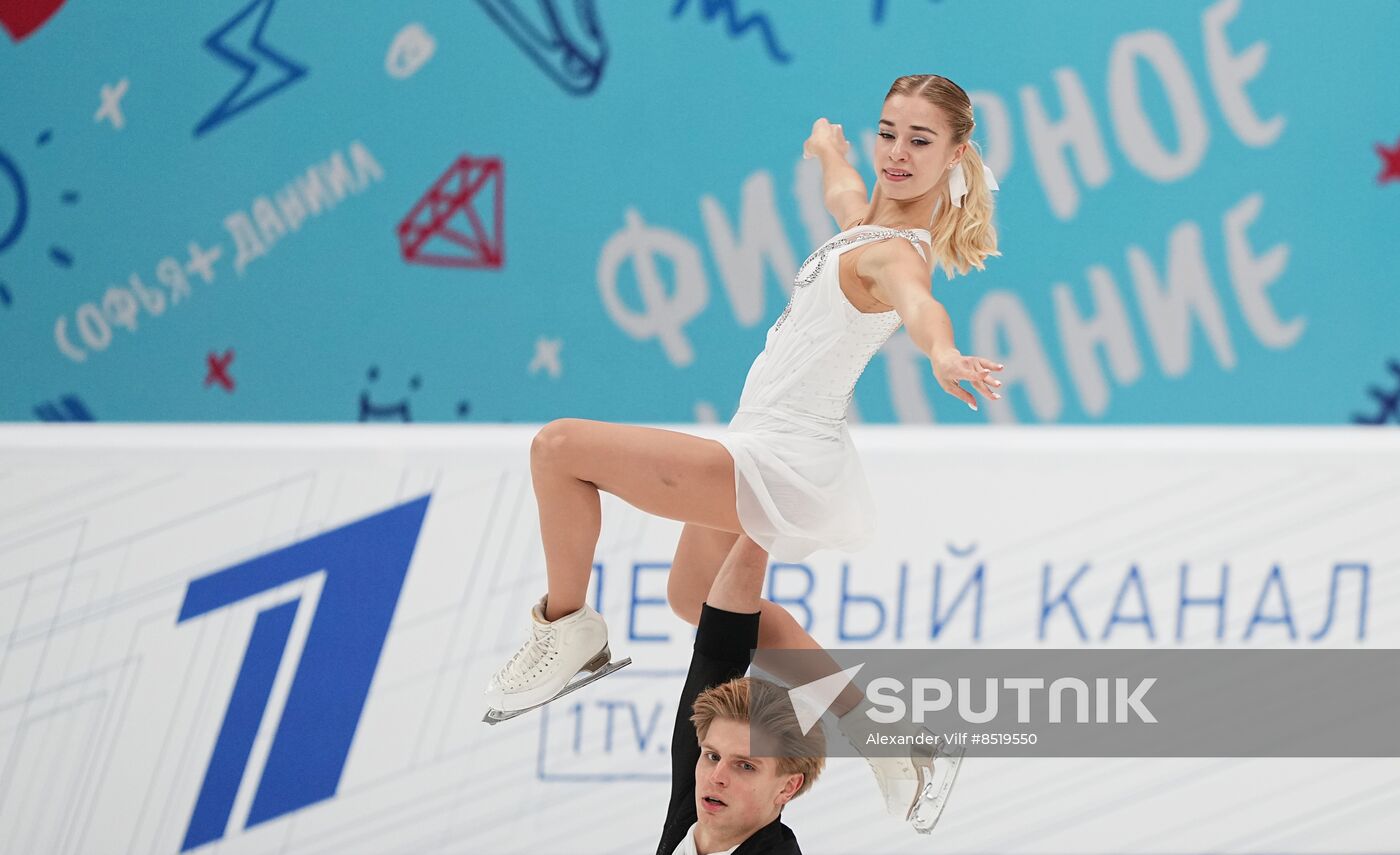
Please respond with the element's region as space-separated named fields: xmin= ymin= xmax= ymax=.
xmin=176 ymin=495 xmax=430 ymax=851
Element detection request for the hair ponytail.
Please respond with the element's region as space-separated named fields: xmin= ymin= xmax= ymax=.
xmin=930 ymin=140 xmax=1000 ymax=278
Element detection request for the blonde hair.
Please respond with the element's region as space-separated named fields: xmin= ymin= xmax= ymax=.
xmin=886 ymin=73 xmax=1001 ymax=278
xmin=690 ymin=677 xmax=825 ymax=799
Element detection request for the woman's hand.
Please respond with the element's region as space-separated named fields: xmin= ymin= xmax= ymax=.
xmin=931 ymin=349 xmax=1004 ymax=410
xmin=803 ymin=117 xmax=850 ymax=161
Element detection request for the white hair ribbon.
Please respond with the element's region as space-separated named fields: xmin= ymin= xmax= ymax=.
xmin=948 ymin=161 xmax=1000 ymax=208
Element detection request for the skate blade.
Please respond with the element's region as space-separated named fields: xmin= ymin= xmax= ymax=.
xmin=482 ymin=657 xmax=632 ymax=725
xmin=907 ymin=741 xmax=966 ymax=834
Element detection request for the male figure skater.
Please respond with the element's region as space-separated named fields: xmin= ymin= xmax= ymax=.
xmin=657 ymin=535 xmax=825 ymax=855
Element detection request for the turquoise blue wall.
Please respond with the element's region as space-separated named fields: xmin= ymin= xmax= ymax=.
xmin=2 ymin=0 xmax=1398 ymax=423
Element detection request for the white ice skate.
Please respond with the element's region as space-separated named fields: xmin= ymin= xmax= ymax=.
xmin=482 ymin=595 xmax=631 ymax=725
xmin=838 ymin=706 xmax=965 ymax=834
xmin=907 ymin=735 xmax=965 ymax=834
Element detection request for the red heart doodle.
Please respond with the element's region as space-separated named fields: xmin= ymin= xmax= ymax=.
xmin=1 ymin=0 xmax=68 ymax=43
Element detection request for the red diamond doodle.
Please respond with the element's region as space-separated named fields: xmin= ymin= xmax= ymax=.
xmin=397 ymin=155 xmax=504 ymax=269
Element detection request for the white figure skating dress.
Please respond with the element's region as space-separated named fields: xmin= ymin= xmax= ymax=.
xmin=716 ymin=224 xmax=931 ymax=562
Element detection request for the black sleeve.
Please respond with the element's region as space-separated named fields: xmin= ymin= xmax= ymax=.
xmin=655 ymin=604 xmax=761 ymax=855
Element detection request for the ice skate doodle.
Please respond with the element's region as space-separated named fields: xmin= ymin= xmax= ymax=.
xmin=0 ymin=0 xmax=68 ymax=42
xmin=358 ymin=365 xmax=421 ymax=422
xmin=1352 ymin=359 xmax=1400 ymax=425
xmin=33 ymin=394 xmax=95 ymax=421
xmin=397 ymin=155 xmax=503 ymax=269
xmin=670 ymin=0 xmax=791 ymax=65
xmin=474 ymin=0 xmax=607 ymax=96
xmin=483 ymin=596 xmax=631 ymax=724
xmin=205 ymin=349 xmax=236 ymax=392
xmin=194 ymin=0 xmax=309 ymax=138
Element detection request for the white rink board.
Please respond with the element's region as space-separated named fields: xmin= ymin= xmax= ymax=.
xmin=0 ymin=425 xmax=1397 ymax=855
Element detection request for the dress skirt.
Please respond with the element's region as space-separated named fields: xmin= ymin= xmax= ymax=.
xmin=714 ymin=404 xmax=878 ymax=562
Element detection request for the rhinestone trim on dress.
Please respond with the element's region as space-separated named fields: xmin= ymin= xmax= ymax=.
xmin=772 ymin=227 xmax=927 ymax=332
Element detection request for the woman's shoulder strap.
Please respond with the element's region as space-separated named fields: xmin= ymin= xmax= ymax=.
xmin=854 ymin=225 xmax=929 ymax=262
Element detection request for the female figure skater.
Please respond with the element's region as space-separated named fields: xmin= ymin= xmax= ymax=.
xmin=486 ymin=73 xmax=1000 ymax=824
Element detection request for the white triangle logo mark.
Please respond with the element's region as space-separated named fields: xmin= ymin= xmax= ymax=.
xmin=787 ymin=663 xmax=865 ymax=735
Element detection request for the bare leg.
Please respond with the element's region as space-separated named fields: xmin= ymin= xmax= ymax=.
xmin=668 ymin=523 xmax=864 ymax=715
xmin=528 ymin=417 xmax=862 ymax=712
xmin=529 ymin=418 xmax=744 ymax=621
xmin=704 ymin=533 xmax=768 ymax=614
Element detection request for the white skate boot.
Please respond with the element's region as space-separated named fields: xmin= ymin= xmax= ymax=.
xmin=906 ymin=735 xmax=965 ymax=834
xmin=482 ymin=595 xmax=630 ymax=725
xmin=838 ymin=703 xmax=965 ymax=834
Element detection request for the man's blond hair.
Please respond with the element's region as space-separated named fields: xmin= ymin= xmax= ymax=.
xmin=690 ymin=676 xmax=825 ymax=798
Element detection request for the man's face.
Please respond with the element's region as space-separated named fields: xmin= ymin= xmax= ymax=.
xmin=693 ymin=718 xmax=802 ymax=839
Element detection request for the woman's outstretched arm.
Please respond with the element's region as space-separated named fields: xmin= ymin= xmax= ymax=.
xmin=860 ymin=240 xmax=1004 ymax=410
xmin=804 ymin=118 xmax=868 ymax=229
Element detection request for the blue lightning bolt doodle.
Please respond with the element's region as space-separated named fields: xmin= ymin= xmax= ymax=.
xmin=194 ymin=0 xmax=309 ymax=138
xmin=474 ymin=0 xmax=608 ymax=96
xmin=1352 ymin=359 xmax=1400 ymax=425
xmin=670 ymin=0 xmax=791 ymax=65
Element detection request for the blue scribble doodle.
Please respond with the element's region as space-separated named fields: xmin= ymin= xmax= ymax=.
xmin=670 ymin=0 xmax=791 ymax=65
xmin=946 ymin=541 xmax=977 ymax=557
xmin=0 ymin=147 xmax=28 ymax=255
xmin=1 ymin=135 xmax=78 ymax=270
xmin=194 ymin=0 xmax=308 ymax=138
xmin=1352 ymin=359 xmax=1400 ymax=425
xmin=358 ymin=365 xmax=422 ymax=422
xmin=871 ymin=0 xmax=943 ymax=25
xmin=0 ymin=282 xmax=11 ymax=306
xmin=475 ymin=0 xmax=608 ymax=96
xmin=34 ymin=394 xmax=95 ymax=421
